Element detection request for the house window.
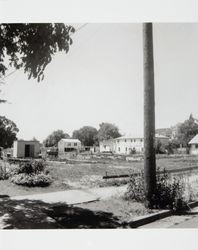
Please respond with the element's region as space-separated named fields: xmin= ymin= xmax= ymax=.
xmin=118 ymin=147 xmax=120 ymax=152
xmin=68 ymin=143 xmax=71 ymax=146
xmin=125 ymin=147 xmax=127 ymax=152
xmin=195 ymin=144 xmax=198 ymax=148
xmin=74 ymin=143 xmax=77 ymax=146
xmin=117 ymin=140 xmax=119 ymax=143
xmin=140 ymin=139 xmax=143 ymax=142
xmin=134 ymin=139 xmax=136 ymax=142
xmin=125 ymin=139 xmax=127 ymax=143
xmin=131 ymin=140 xmax=133 ymax=143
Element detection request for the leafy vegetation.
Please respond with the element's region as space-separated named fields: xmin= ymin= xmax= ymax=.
xmin=125 ymin=169 xmax=189 ymax=211
xmin=0 ymin=23 xmax=75 ymax=82
xmin=43 ymin=130 xmax=70 ymax=147
xmin=72 ymin=126 xmax=98 ymax=146
xmin=176 ymin=114 xmax=198 ymax=147
xmin=97 ymin=122 xmax=121 ymax=141
xmin=0 ymin=116 xmax=19 ymax=148
xmin=8 ymin=160 xmax=52 ymax=187
xmin=10 ymin=173 xmax=52 ymax=187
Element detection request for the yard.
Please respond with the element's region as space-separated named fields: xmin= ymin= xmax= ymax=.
xmin=1 ymin=154 xmax=198 ymax=228
xmin=1 ymin=154 xmax=198 ymax=197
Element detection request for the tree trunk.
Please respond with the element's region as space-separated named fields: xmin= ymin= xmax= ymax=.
xmin=143 ymin=23 xmax=156 ymax=207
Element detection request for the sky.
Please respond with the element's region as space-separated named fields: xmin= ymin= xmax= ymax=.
xmin=1 ymin=23 xmax=198 ymax=142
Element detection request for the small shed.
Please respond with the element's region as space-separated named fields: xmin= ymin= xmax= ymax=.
xmin=58 ymin=138 xmax=81 ymax=155
xmin=13 ymin=140 xmax=41 ymax=158
xmin=189 ymin=135 xmax=198 ymax=155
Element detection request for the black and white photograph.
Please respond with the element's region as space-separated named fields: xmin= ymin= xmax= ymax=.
xmin=1 ymin=0 xmax=198 ymax=248
xmin=1 ymin=22 xmax=198 ymax=230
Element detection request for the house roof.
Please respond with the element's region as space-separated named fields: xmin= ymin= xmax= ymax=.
xmin=188 ymin=134 xmax=198 ymax=144
xmin=115 ymin=134 xmax=169 ymax=140
xmin=155 ymin=134 xmax=169 ymax=139
xmin=60 ymin=138 xmax=81 ymax=143
xmin=116 ymin=134 xmax=143 ymax=140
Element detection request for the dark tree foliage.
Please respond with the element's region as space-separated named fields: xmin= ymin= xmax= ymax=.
xmin=0 ymin=23 xmax=75 ymax=82
xmin=177 ymin=114 xmax=198 ymax=147
xmin=43 ymin=130 xmax=70 ymax=147
xmin=97 ymin=122 xmax=121 ymax=141
xmin=72 ymin=126 xmax=98 ymax=146
xmin=0 ymin=116 xmax=19 ymax=148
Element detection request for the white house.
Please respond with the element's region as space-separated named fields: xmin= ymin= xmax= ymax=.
xmin=58 ymin=138 xmax=81 ymax=155
xmin=13 ymin=140 xmax=41 ymax=158
xmin=188 ymin=134 xmax=198 ymax=155
xmin=99 ymin=139 xmax=116 ymax=153
xmin=114 ymin=135 xmax=144 ymax=154
xmin=99 ymin=134 xmax=170 ymax=155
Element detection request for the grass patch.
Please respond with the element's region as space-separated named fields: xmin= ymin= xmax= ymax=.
xmin=77 ymin=197 xmax=156 ymax=223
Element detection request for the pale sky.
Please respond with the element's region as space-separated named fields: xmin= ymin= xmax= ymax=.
xmin=1 ymin=23 xmax=198 ymax=142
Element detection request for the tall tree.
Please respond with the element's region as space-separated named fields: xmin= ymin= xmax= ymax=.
xmin=143 ymin=23 xmax=156 ymax=208
xmin=97 ymin=122 xmax=121 ymax=141
xmin=0 ymin=116 xmax=19 ymax=148
xmin=176 ymin=114 xmax=198 ymax=147
xmin=43 ymin=130 xmax=70 ymax=147
xmin=72 ymin=126 xmax=98 ymax=146
xmin=0 ymin=23 xmax=74 ymax=82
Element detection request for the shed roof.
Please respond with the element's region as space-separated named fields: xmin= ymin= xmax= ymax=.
xmin=188 ymin=134 xmax=198 ymax=144
xmin=14 ymin=140 xmax=40 ymax=143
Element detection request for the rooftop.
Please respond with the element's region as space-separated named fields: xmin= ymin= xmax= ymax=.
xmin=188 ymin=134 xmax=198 ymax=144
xmin=60 ymin=138 xmax=81 ymax=143
xmin=115 ymin=134 xmax=169 ymax=140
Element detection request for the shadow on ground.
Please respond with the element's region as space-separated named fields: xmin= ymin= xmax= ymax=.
xmin=0 ymin=196 xmax=127 ymax=229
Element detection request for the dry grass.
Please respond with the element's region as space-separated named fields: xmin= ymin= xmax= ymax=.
xmin=77 ymin=197 xmax=155 ymax=223
xmin=0 ymin=155 xmax=198 ymax=197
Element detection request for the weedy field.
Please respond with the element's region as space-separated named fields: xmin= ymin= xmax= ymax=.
xmin=0 ymin=154 xmax=198 ymax=197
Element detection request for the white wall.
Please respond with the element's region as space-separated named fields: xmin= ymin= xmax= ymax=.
xmin=189 ymin=144 xmax=198 ymax=155
xmin=99 ymin=136 xmax=169 ymax=155
xmin=115 ymin=138 xmax=144 ymax=154
xmin=99 ymin=140 xmax=115 ymax=153
xmin=13 ymin=140 xmax=40 ymax=158
xmin=58 ymin=140 xmax=81 ymax=154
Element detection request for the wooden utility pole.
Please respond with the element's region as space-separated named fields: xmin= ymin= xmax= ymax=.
xmin=143 ymin=23 xmax=156 ymax=207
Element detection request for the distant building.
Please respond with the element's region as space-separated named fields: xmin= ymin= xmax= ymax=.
xmin=13 ymin=140 xmax=41 ymax=158
xmin=99 ymin=134 xmax=170 ymax=155
xmin=58 ymin=138 xmax=81 ymax=156
xmin=155 ymin=128 xmax=172 ymax=138
xmin=188 ymin=134 xmax=198 ymax=155
xmin=99 ymin=139 xmax=116 ymax=153
xmin=156 ymin=124 xmax=181 ymax=140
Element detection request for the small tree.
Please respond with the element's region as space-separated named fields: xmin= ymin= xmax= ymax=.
xmin=43 ymin=130 xmax=70 ymax=147
xmin=176 ymin=114 xmax=198 ymax=147
xmin=72 ymin=126 xmax=98 ymax=146
xmin=97 ymin=122 xmax=121 ymax=141
xmin=0 ymin=116 xmax=19 ymax=148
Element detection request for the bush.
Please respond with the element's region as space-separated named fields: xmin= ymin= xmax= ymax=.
xmin=0 ymin=162 xmax=9 ymax=180
xmin=124 ymin=169 xmax=189 ymax=211
xmin=8 ymin=160 xmax=46 ymax=176
xmin=10 ymin=173 xmax=52 ymax=187
xmin=7 ymin=159 xmax=52 ymax=187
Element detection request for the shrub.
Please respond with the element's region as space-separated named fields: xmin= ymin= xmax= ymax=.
xmin=124 ymin=169 xmax=189 ymax=211
xmin=10 ymin=173 xmax=52 ymax=187
xmin=7 ymin=159 xmax=52 ymax=187
xmin=8 ymin=160 xmax=46 ymax=176
xmin=0 ymin=162 xmax=9 ymax=180
xmin=124 ymin=172 xmax=145 ymax=202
